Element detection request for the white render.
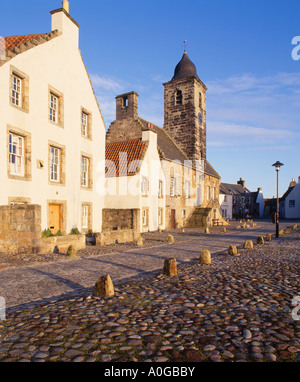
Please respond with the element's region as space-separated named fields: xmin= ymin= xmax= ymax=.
xmin=0 ymin=6 xmax=106 ymax=233
xmin=255 ymin=188 xmax=264 ymax=218
xmin=282 ymin=179 xmax=300 ymax=219
xmin=104 ymin=130 xmax=166 ymax=232
xmin=219 ymin=193 xmax=233 ymax=221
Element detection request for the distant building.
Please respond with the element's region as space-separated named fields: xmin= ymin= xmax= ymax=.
xmin=280 ymin=177 xmax=300 ymax=219
xmin=222 ymin=179 xmax=264 ymax=219
xmin=219 ymin=184 xmax=233 ymax=220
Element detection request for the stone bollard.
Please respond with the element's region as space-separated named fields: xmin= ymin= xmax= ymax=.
xmin=200 ymin=249 xmax=211 ymax=265
xmin=163 ymin=258 xmax=177 ymax=277
xmin=265 ymin=234 xmax=272 ymax=242
xmin=166 ymin=234 xmax=174 ymax=244
xmin=293 ymin=224 xmax=298 ymax=230
xmin=228 ymin=245 xmax=238 ymax=256
xmin=67 ymin=245 xmax=77 ymax=257
xmin=223 ymin=227 xmax=227 ymax=233
xmin=257 ymin=237 xmax=264 ymax=245
xmin=94 ymin=275 xmax=115 ymax=297
xmin=136 ymin=237 xmax=143 ymax=247
xmin=243 ymin=240 xmax=254 ymax=249
xmin=205 ymin=227 xmax=209 ymax=234
xmin=158 ymin=228 xmax=162 ymax=233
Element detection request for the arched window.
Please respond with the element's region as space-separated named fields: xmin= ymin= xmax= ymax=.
xmin=176 ymin=89 xmax=183 ymax=105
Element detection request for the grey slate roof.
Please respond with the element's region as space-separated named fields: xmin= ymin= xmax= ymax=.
xmin=139 ymin=118 xmax=220 ymax=178
xmin=222 ymin=183 xmax=251 ymax=195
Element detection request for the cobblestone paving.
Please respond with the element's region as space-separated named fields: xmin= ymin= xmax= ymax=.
xmin=0 ymin=221 xmax=299 ymax=362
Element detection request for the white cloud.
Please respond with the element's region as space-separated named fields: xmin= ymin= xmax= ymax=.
xmin=89 ymin=74 xmax=124 ymax=92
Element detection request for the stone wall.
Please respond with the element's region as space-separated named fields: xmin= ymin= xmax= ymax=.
xmin=0 ymin=204 xmax=41 ymax=254
xmin=36 ymin=234 xmax=86 ymax=254
xmin=100 ymin=209 xmax=140 ymax=245
xmin=163 ymin=76 xmax=207 ymax=162
xmin=102 ymin=209 xmax=139 ymax=231
xmin=96 ymin=229 xmax=140 ymax=246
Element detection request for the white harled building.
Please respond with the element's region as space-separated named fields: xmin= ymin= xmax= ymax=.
xmin=0 ymin=1 xmax=106 ymax=234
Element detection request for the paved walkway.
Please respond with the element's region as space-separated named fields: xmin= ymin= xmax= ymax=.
xmin=0 ymin=220 xmax=297 ymax=312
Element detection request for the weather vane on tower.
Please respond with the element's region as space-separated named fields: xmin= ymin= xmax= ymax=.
xmin=183 ymin=40 xmax=188 ymax=52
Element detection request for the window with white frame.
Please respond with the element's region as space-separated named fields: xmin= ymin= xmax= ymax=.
xmin=49 ymin=93 xmax=58 ymax=123
xmin=81 ymin=111 xmax=88 ymax=137
xmin=81 ymin=156 xmax=89 ymax=187
xmin=50 ymin=146 xmax=60 ymax=182
xmin=170 ymin=177 xmax=176 ymax=197
xmin=8 ymin=133 xmax=24 ymax=176
xmin=11 ymin=74 xmax=22 ymax=107
xmin=141 ymin=177 xmax=149 ymax=196
xmin=142 ymin=208 xmax=148 ymax=226
xmin=82 ymin=205 xmax=89 ymax=229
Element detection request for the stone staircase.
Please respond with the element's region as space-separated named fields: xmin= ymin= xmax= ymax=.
xmin=185 ymin=200 xmax=227 ymax=228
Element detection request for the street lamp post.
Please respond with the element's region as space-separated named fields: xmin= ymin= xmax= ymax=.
xmin=272 ymin=161 xmax=284 ymax=238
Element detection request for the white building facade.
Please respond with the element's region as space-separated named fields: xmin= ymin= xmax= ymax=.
xmin=0 ymin=2 xmax=106 ymax=235
xmin=104 ymin=129 xmax=166 ymax=233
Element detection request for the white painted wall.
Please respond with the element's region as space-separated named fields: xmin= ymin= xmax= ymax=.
xmin=256 ymin=189 xmax=264 ymax=218
xmin=0 ymin=8 xmax=106 ymax=233
xmin=285 ymin=183 xmax=300 ymax=219
xmin=104 ymin=129 xmax=166 ymax=232
xmin=219 ymin=194 xmax=233 ymax=220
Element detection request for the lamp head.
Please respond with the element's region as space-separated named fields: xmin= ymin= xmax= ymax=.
xmin=272 ymin=161 xmax=284 ymax=172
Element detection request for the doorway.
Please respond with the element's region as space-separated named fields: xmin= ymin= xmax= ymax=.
xmin=171 ymin=209 xmax=176 ymax=229
xmin=49 ymin=204 xmax=62 ymax=234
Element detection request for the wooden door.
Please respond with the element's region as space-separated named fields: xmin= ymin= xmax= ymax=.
xmin=171 ymin=209 xmax=176 ymax=229
xmin=49 ymin=204 xmax=61 ymax=234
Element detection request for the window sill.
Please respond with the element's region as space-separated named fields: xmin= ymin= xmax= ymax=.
xmin=8 ymin=174 xmax=31 ymax=182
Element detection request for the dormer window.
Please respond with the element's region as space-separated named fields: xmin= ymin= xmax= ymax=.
xmin=176 ymin=89 xmax=183 ymax=105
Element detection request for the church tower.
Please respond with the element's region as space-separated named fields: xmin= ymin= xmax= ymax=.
xmin=163 ymin=50 xmax=207 ymax=164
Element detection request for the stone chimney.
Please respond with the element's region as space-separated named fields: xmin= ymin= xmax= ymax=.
xmin=51 ymin=1 xmax=80 ymax=48
xmin=116 ymin=92 xmax=139 ymax=121
xmin=237 ymin=178 xmax=245 ymax=188
xmin=257 ymin=187 xmax=262 ymax=192
xmin=290 ymin=178 xmax=297 ymax=187
xmin=62 ymin=0 xmax=69 ymax=13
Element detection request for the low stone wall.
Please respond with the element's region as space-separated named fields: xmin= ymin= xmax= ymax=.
xmin=96 ymin=229 xmax=140 ymax=246
xmin=36 ymin=234 xmax=86 ymax=254
xmin=102 ymin=209 xmax=140 ymax=231
xmin=0 ymin=204 xmax=41 ymax=254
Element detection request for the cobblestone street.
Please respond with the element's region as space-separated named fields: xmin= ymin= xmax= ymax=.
xmin=0 ymin=221 xmax=299 ymax=362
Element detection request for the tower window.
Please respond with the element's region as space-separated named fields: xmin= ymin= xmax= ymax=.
xmin=199 ymin=92 xmax=202 ymax=109
xmin=123 ymin=96 xmax=128 ymax=108
xmin=176 ymin=89 xmax=183 ymax=105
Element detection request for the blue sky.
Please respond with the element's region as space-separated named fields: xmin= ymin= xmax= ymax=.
xmin=1 ymin=0 xmax=299 ymax=198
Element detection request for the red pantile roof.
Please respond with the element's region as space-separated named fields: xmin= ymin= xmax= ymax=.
xmin=105 ymin=139 xmax=147 ymax=177
xmin=4 ymin=34 xmax=46 ymax=52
